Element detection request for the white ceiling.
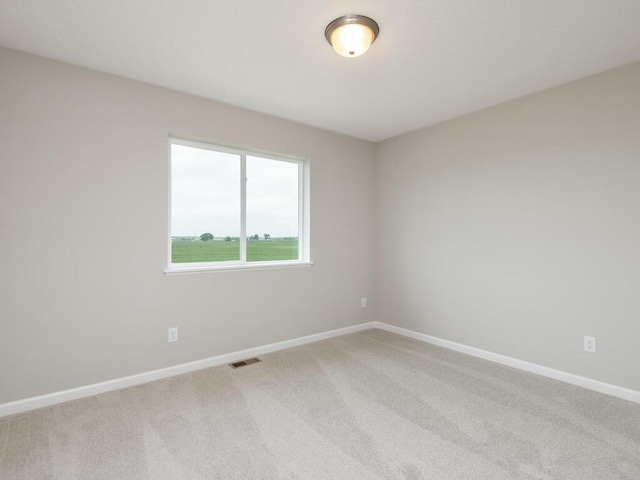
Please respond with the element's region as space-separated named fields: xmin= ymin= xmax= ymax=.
xmin=1 ymin=1 xmax=639 ymax=141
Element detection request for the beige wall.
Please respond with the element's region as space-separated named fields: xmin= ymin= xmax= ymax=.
xmin=3 ymin=45 xmax=639 ymax=405
xmin=376 ymin=62 xmax=640 ymax=391
xmin=0 ymin=47 xmax=376 ymax=404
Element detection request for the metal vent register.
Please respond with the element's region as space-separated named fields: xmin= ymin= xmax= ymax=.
xmin=229 ymin=357 xmax=262 ymax=369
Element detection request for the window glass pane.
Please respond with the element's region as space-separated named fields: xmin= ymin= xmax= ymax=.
xmin=171 ymin=144 xmax=240 ymax=263
xmin=246 ymin=156 xmax=299 ymax=262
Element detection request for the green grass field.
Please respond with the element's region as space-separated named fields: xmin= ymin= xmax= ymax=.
xmin=171 ymin=239 xmax=298 ymax=263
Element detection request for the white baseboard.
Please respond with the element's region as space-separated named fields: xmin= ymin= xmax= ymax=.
xmin=3 ymin=320 xmax=638 ymax=417
xmin=374 ymin=321 xmax=640 ymax=405
xmin=0 ymin=322 xmax=375 ymax=418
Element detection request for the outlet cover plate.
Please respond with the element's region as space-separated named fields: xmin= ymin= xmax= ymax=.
xmin=584 ymin=335 xmax=596 ymax=353
xmin=168 ymin=327 xmax=178 ymax=343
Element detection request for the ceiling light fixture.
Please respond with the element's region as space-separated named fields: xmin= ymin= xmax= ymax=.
xmin=325 ymin=14 xmax=379 ymax=58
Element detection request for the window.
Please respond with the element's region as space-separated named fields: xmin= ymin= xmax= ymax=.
xmin=167 ymin=138 xmax=310 ymax=273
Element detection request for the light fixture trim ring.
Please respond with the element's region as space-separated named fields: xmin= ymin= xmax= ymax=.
xmin=324 ymin=14 xmax=380 ymax=47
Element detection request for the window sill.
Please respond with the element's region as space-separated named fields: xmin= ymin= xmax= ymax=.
xmin=164 ymin=261 xmax=313 ymax=275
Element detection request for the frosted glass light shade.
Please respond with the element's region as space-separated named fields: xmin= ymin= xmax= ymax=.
xmin=325 ymin=15 xmax=379 ymax=58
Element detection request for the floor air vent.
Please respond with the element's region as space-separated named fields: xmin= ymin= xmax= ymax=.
xmin=229 ymin=357 xmax=262 ymax=369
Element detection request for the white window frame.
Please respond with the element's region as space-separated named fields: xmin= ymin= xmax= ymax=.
xmin=165 ymin=137 xmax=311 ymax=274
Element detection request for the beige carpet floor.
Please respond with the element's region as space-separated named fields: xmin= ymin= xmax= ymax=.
xmin=1 ymin=329 xmax=640 ymax=479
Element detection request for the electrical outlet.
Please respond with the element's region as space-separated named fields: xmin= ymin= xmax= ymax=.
xmin=584 ymin=335 xmax=596 ymax=353
xmin=361 ymin=297 xmax=367 ymax=308
xmin=168 ymin=327 xmax=178 ymax=343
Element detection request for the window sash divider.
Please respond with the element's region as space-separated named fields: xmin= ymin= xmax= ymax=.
xmin=240 ymin=154 xmax=247 ymax=263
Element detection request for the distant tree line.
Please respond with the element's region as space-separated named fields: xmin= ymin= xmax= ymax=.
xmin=189 ymin=233 xmax=296 ymax=242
